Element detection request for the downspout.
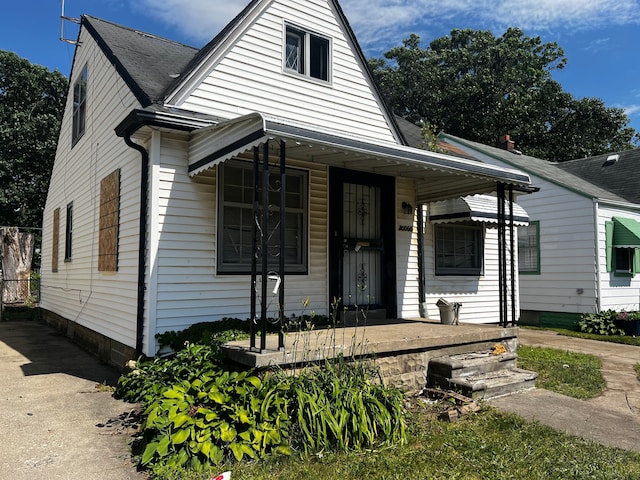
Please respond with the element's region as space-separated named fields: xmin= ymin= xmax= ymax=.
xmin=416 ymin=203 xmax=426 ymax=317
xmin=123 ymin=132 xmax=149 ymax=356
xmin=593 ymin=199 xmax=602 ymax=313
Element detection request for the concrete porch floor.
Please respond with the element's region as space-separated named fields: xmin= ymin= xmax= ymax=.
xmin=223 ymin=318 xmax=519 ymax=391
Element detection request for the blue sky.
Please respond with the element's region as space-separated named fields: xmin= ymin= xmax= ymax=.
xmin=3 ymin=0 xmax=639 ymax=135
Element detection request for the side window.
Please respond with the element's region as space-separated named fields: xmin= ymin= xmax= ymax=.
xmin=52 ymin=208 xmax=60 ymax=272
xmin=64 ymin=202 xmax=73 ymax=262
xmin=434 ymin=222 xmax=483 ymax=276
xmin=284 ymin=24 xmax=330 ymax=82
xmin=98 ymin=169 xmax=120 ymax=272
xmin=518 ymin=221 xmax=540 ymax=274
xmin=72 ymin=64 xmax=88 ymax=144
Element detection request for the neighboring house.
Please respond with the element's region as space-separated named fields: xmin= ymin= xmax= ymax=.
xmin=442 ymin=134 xmax=640 ymax=328
xmin=40 ymin=0 xmax=532 ymax=364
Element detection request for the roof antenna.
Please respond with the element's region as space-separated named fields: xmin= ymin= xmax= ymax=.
xmin=59 ymin=0 xmax=80 ymax=45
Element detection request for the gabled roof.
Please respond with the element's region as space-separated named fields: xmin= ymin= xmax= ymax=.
xmin=82 ymin=0 xmax=406 ymax=144
xmin=440 ymin=133 xmax=629 ymax=204
xmin=82 ymin=15 xmax=199 ymax=107
xmin=556 ymin=149 xmax=640 ymax=204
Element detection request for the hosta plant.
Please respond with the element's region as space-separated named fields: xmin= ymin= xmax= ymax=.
xmin=137 ymin=369 xmax=292 ymax=473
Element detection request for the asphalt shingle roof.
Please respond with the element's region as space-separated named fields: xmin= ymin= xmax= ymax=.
xmin=556 ymin=149 xmax=640 ymax=204
xmin=440 ymin=133 xmax=630 ymax=204
xmin=83 ymin=15 xmax=199 ymax=106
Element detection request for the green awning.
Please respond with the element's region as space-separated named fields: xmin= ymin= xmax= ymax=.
xmin=612 ymin=217 xmax=640 ymax=247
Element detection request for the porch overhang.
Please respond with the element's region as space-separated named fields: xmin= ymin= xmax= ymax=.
xmin=429 ymin=194 xmax=529 ymax=226
xmin=188 ymin=112 xmax=532 ymax=202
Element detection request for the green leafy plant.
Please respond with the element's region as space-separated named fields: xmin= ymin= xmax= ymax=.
xmin=137 ymin=369 xmax=292 ymax=473
xmin=289 ymin=358 xmax=407 ymax=454
xmin=577 ymin=310 xmax=625 ymax=336
xmin=114 ymin=343 xmax=221 ymax=404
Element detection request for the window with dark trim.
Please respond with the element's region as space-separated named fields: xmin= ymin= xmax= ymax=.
xmin=64 ymin=202 xmax=73 ymax=262
xmin=518 ymin=221 xmax=540 ymax=274
xmin=98 ymin=169 xmax=120 ymax=272
xmin=218 ymin=160 xmax=308 ymax=274
xmin=72 ymin=64 xmax=88 ymax=144
xmin=285 ymin=24 xmax=330 ymax=82
xmin=52 ymin=208 xmax=60 ymax=272
xmin=435 ymin=222 xmax=483 ymax=276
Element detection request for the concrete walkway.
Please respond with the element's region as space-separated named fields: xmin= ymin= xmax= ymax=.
xmin=0 ymin=320 xmax=147 ymax=480
xmin=490 ymin=329 xmax=640 ymax=453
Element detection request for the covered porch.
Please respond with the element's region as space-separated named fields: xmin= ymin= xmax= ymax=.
xmin=223 ymin=317 xmax=519 ymax=392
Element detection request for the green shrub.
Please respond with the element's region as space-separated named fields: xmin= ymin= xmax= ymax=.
xmin=114 ymin=343 xmax=221 ymax=404
xmin=577 ymin=310 xmax=625 ymax=336
xmin=137 ymin=369 xmax=292 ymax=473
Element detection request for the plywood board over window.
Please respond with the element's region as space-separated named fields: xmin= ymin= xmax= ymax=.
xmin=99 ymin=169 xmax=120 ymax=272
xmin=52 ymin=208 xmax=60 ymax=272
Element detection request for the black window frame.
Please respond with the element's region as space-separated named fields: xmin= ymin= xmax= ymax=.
xmin=217 ymin=160 xmax=309 ymax=274
xmin=64 ymin=202 xmax=73 ymax=262
xmin=284 ymin=24 xmax=330 ymax=82
xmin=434 ymin=222 xmax=484 ymax=276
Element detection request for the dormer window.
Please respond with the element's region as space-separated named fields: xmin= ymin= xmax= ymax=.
xmin=284 ymin=24 xmax=330 ymax=82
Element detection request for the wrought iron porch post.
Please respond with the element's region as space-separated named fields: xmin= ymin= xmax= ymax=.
xmin=509 ymin=184 xmax=516 ymax=326
xmin=497 ymin=182 xmax=506 ymax=327
xmin=278 ymin=140 xmax=286 ymax=350
xmin=260 ymin=142 xmax=270 ymax=352
xmin=250 ymin=147 xmax=259 ymax=351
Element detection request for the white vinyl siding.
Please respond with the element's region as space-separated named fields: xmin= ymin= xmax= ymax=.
xmin=597 ymin=204 xmax=640 ymax=312
xmin=40 ymin=27 xmax=143 ymax=349
xmin=173 ymin=0 xmax=397 ymax=144
xmin=422 ymin=220 xmax=518 ymax=324
xmin=149 ymin=135 xmax=329 ymax=353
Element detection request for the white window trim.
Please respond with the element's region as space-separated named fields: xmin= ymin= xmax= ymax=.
xmin=282 ymin=22 xmax=332 ymax=84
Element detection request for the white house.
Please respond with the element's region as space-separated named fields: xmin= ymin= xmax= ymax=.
xmin=40 ymin=0 xmax=531 ymax=364
xmin=442 ymin=134 xmax=640 ymax=328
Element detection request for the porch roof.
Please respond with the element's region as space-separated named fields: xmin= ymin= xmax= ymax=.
xmin=187 ymin=112 xmax=532 ymax=203
xmin=429 ymin=194 xmax=529 ymax=226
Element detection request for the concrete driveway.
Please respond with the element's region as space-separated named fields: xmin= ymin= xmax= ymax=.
xmin=0 ymin=319 xmax=148 ymax=480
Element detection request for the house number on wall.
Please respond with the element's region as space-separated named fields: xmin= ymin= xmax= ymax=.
xmin=398 ymin=225 xmax=413 ymax=232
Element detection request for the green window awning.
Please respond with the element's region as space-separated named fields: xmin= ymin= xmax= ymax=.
xmin=612 ymin=217 xmax=640 ymax=247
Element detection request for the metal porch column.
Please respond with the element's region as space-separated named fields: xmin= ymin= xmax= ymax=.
xmin=250 ymin=147 xmax=259 ymax=351
xmin=508 ymin=184 xmax=517 ymax=326
xmin=497 ymin=182 xmax=507 ymax=327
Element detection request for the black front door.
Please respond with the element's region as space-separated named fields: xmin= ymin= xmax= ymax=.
xmin=329 ymin=167 xmax=396 ymax=317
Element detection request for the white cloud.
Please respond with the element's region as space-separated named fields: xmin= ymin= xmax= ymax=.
xmin=132 ymin=0 xmax=640 ymax=51
xmin=624 ymin=104 xmax=640 ymax=117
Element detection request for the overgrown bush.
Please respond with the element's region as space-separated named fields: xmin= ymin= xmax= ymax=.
xmin=114 ymin=343 xmax=221 ymax=403
xmin=137 ymin=369 xmax=292 ymax=473
xmin=577 ymin=310 xmax=625 ymax=336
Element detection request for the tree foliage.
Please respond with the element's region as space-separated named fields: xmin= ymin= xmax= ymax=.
xmin=0 ymin=50 xmax=67 ymax=228
xmin=370 ymin=29 xmax=638 ymax=160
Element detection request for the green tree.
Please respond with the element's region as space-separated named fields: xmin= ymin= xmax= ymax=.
xmin=0 ymin=50 xmax=67 ymax=228
xmin=370 ymin=29 xmax=638 ymax=160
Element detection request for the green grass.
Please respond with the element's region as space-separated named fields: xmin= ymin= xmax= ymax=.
xmin=635 ymin=364 xmax=640 ymax=382
xmin=516 ymin=345 xmax=606 ymax=399
xmin=152 ymin=407 xmax=640 ymax=480
xmin=522 ymin=326 xmax=640 ymax=346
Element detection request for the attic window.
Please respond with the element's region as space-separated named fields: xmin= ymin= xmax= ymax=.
xmin=284 ymin=24 xmax=330 ymax=82
xmin=72 ymin=64 xmax=88 ymax=145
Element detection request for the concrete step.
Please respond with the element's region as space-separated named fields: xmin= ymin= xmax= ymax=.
xmin=427 ymin=349 xmax=538 ymax=400
xmin=429 ymin=351 xmax=518 ymax=379
xmin=447 ymin=368 xmax=538 ymax=400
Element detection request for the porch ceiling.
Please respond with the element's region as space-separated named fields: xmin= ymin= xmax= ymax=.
xmin=188 ymin=112 xmax=532 ymax=203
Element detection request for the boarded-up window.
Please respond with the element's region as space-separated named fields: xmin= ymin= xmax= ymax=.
xmin=52 ymin=208 xmax=60 ymax=272
xmin=99 ymin=169 xmax=120 ymax=272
